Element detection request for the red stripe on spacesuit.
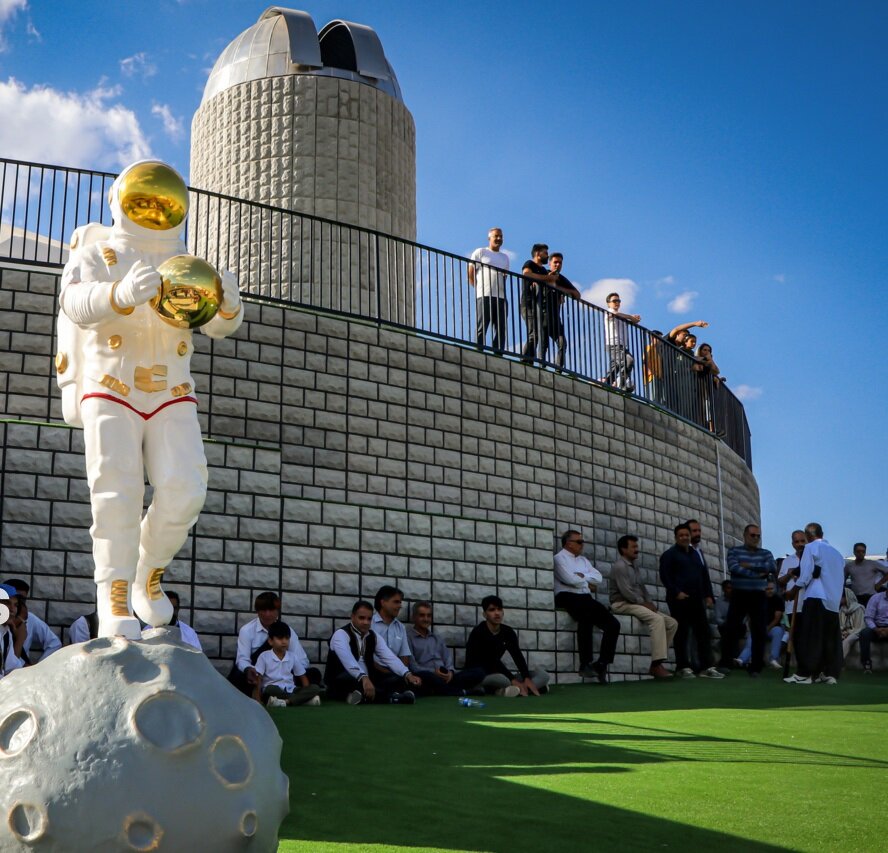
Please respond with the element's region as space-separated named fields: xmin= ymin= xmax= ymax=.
xmin=80 ymin=393 xmax=198 ymax=420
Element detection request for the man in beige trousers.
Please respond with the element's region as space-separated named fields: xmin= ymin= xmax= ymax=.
xmin=610 ymin=535 xmax=678 ymax=679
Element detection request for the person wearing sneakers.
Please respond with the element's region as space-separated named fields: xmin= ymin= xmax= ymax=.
xmin=609 ymin=535 xmax=677 ymax=679
xmin=722 ymin=524 xmax=777 ymax=678
xmin=325 ymin=600 xmax=422 ymax=705
xmin=554 ymin=530 xmax=621 ymax=684
xmin=659 ymin=523 xmax=724 ymax=679
xmin=255 ymin=622 xmax=325 ymax=707
xmin=859 ymin=587 xmax=888 ymax=674
xmin=465 ymin=595 xmax=550 ymax=697
xmin=785 ymin=522 xmax=844 ymax=685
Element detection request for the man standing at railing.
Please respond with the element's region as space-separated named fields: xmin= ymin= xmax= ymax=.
xmin=544 ymin=252 xmax=581 ymax=371
xmin=604 ymin=292 xmax=641 ymax=392
xmin=520 ymin=244 xmax=560 ymax=364
xmin=468 ymin=227 xmax=510 ymax=353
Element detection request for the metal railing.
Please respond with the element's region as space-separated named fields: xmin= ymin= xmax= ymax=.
xmin=0 ymin=156 xmax=751 ymax=467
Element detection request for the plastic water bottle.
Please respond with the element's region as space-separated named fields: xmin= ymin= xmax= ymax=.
xmin=458 ymin=697 xmax=486 ymax=709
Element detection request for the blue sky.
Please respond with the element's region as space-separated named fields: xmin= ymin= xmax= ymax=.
xmin=1 ymin=0 xmax=886 ymax=559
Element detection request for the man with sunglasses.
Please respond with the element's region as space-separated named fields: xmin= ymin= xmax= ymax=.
xmin=554 ymin=530 xmax=621 ymax=683
xmin=720 ymin=524 xmax=776 ymax=676
xmin=603 ymin=292 xmax=641 ymax=392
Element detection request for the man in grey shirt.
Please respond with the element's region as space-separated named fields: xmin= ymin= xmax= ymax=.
xmin=845 ymin=543 xmax=884 ymax=606
xmin=406 ymin=601 xmax=485 ymax=696
xmin=610 ymin=535 xmax=677 ymax=679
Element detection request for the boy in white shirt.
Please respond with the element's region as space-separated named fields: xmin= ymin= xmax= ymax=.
xmin=254 ymin=622 xmax=324 ymax=707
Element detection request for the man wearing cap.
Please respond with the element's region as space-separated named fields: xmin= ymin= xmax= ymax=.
xmin=57 ymin=160 xmax=243 ymax=639
xmin=0 ymin=585 xmax=26 ymax=678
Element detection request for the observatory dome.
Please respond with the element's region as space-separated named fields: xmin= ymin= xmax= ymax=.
xmin=202 ymin=6 xmax=403 ymax=105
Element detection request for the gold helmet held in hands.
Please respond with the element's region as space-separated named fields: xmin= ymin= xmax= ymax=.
xmin=151 ymin=255 xmax=222 ymax=329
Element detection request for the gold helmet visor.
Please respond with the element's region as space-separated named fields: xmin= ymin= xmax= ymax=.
xmin=118 ymin=163 xmax=188 ymax=231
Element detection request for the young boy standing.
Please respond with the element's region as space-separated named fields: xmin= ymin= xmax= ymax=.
xmin=254 ymin=622 xmax=324 ymax=707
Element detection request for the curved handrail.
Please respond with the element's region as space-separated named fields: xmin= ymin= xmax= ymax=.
xmin=0 ymin=155 xmax=751 ymax=467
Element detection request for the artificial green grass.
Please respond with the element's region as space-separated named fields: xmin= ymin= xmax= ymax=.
xmin=273 ymin=672 xmax=887 ymax=852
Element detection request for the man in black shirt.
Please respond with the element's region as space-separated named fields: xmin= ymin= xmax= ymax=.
xmin=465 ymin=595 xmax=550 ymax=697
xmin=659 ymin=523 xmax=725 ymax=679
xmin=520 ymin=244 xmax=559 ymax=364
xmin=543 ymin=252 xmax=581 ymax=371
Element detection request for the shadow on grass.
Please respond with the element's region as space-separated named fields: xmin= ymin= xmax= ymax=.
xmin=275 ymin=675 xmax=886 ymax=852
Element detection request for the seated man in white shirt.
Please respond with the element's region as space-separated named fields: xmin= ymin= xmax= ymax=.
xmin=1 ymin=585 xmax=26 ymax=679
xmin=325 ymin=600 xmax=422 ymax=704
xmin=3 ymin=578 xmax=61 ymax=663
xmin=229 ymin=591 xmax=321 ymax=695
xmin=554 ymin=530 xmax=621 ymax=683
xmin=144 ymin=592 xmax=202 ymax=651
xmin=255 ymin=621 xmax=324 ymax=707
xmin=68 ymin=611 xmax=99 ymax=644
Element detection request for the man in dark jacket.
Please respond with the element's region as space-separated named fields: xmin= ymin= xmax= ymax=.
xmin=659 ymin=523 xmax=724 ymax=679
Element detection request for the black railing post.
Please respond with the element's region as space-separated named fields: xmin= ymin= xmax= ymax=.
xmin=374 ymin=232 xmax=381 ymax=324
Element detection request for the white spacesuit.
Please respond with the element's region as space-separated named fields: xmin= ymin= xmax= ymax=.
xmin=57 ymin=160 xmax=243 ymax=639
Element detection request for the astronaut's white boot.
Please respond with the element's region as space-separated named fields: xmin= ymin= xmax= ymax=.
xmin=132 ymin=563 xmax=174 ymax=627
xmin=97 ymin=580 xmax=142 ymax=639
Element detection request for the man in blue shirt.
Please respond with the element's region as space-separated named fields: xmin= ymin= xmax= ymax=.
xmin=720 ymin=524 xmax=776 ymax=677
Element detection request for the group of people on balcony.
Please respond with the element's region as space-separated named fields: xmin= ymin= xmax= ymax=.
xmin=468 ymin=227 xmax=727 ymax=434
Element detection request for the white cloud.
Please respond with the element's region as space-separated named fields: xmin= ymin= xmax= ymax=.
xmin=151 ymin=102 xmax=184 ymax=141
xmin=501 ymin=248 xmax=518 ymax=267
xmin=655 ymin=275 xmax=674 ymax=286
xmin=120 ymin=52 xmax=157 ymax=79
xmin=0 ymin=0 xmax=26 ymax=22
xmin=25 ymin=19 xmax=37 ymax=40
xmin=581 ymin=277 xmax=638 ymax=310
xmin=667 ymin=290 xmax=699 ymax=314
xmin=0 ymin=77 xmax=151 ymax=169
xmin=773 ymin=273 xmax=785 ymax=283
xmin=733 ymin=384 xmax=763 ymax=402
xmin=0 ymin=0 xmax=27 ymax=50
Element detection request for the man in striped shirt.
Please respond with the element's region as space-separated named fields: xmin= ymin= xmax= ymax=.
xmin=719 ymin=524 xmax=777 ymax=676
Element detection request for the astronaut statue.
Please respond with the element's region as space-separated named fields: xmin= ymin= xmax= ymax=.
xmin=57 ymin=160 xmax=243 ymax=640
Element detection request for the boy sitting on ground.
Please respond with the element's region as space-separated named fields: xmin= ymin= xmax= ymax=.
xmin=254 ymin=621 xmax=325 ymax=707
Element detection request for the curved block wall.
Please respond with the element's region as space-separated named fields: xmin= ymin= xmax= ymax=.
xmin=190 ymin=76 xmax=416 ymax=319
xmin=0 ymin=263 xmax=760 ymax=680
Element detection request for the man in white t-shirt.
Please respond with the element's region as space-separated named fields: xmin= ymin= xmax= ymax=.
xmin=603 ymin=292 xmax=641 ymax=392
xmin=468 ymin=227 xmax=510 ymax=352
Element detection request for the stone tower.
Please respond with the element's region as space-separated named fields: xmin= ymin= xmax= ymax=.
xmin=190 ymin=7 xmax=416 ymax=318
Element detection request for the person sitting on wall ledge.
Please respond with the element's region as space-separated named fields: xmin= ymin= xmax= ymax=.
xmin=255 ymin=621 xmax=325 ymax=708
xmin=465 ymin=595 xmax=550 ymax=697
xmin=407 ymin=600 xmax=486 ymax=696
xmin=553 ymin=530 xmax=620 ymax=684
xmin=609 ymin=535 xmax=677 ymax=680
xmin=325 ymin=600 xmax=423 ymax=705
xmin=229 ymin=591 xmax=321 ymax=695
